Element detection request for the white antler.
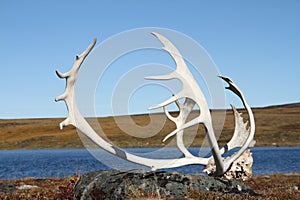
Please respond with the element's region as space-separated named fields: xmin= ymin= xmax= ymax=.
xmin=219 ymin=104 xmax=255 ymax=155
xmin=218 ymin=76 xmax=256 ymax=169
xmin=146 ymin=32 xmax=225 ymax=175
xmin=55 ymin=38 xmax=210 ymax=171
xmin=163 ymin=98 xmax=195 ymax=158
xmin=146 ymin=33 xmax=256 ymax=175
xmin=55 ymin=38 xmax=97 ymax=129
xmin=56 ymin=33 xmax=255 ymax=176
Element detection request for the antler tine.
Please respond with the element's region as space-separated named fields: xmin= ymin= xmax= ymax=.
xmin=218 ymin=76 xmax=243 ymax=102
xmin=218 ymin=76 xmax=255 ymax=171
xmin=151 ymin=32 xmax=183 ymax=68
xmin=145 ymin=71 xmax=177 ymax=80
xmin=151 ymin=32 xmax=193 ymax=77
xmin=148 ymin=94 xmax=181 ymax=110
xmin=163 ymin=98 xmax=195 ymax=158
xmin=55 ymin=70 xmax=69 ymax=79
xmin=55 ymin=38 xmax=97 ymax=129
xmin=163 ymin=117 xmax=201 ymax=142
xmin=219 ymin=104 xmax=250 ymax=155
xmin=163 ymin=106 xmax=177 ymax=122
xmin=161 ymin=95 xmax=183 ymax=123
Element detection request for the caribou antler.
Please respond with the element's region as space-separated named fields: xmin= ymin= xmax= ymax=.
xmin=56 ymin=33 xmax=255 ymax=176
xmin=146 ymin=32 xmax=256 ymax=175
xmin=146 ymin=32 xmax=225 ymax=175
xmin=56 ymin=38 xmax=211 ymax=171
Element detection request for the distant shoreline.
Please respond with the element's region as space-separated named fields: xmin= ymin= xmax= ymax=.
xmin=0 ymin=145 xmax=300 ymax=151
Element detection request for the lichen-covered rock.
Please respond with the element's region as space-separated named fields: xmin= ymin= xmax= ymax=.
xmin=73 ymin=170 xmax=256 ymax=199
xmin=0 ymin=183 xmax=15 ymax=194
xmin=204 ymin=149 xmax=253 ymax=181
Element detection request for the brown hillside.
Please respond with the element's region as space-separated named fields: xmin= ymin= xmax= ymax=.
xmin=0 ymin=103 xmax=299 ymax=149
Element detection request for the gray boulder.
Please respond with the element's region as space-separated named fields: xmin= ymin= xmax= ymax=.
xmin=0 ymin=183 xmax=15 ymax=194
xmin=74 ymin=170 xmax=257 ymax=199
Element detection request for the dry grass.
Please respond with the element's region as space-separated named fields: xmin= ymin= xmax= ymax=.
xmin=0 ymin=103 xmax=299 ymax=149
xmin=186 ymin=173 xmax=300 ymax=199
xmin=0 ymin=176 xmax=76 ymax=200
xmin=0 ymin=118 xmax=83 ymax=149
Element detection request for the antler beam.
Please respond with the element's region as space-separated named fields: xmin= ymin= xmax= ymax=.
xmin=55 ymin=39 xmax=211 ymax=171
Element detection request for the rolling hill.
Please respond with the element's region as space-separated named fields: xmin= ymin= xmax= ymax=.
xmin=0 ymin=102 xmax=299 ymax=149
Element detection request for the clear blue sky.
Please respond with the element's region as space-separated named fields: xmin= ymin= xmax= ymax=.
xmin=1 ymin=0 xmax=299 ymax=119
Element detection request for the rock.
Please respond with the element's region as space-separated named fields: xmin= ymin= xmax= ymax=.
xmin=17 ymin=184 xmax=39 ymax=190
xmin=204 ymin=149 xmax=254 ymax=181
xmin=73 ymin=170 xmax=257 ymax=199
xmin=0 ymin=183 xmax=15 ymax=194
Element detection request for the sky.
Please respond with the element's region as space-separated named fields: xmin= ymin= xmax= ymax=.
xmin=0 ymin=0 xmax=300 ymax=119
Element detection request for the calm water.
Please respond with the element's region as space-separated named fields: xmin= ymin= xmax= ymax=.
xmin=0 ymin=147 xmax=299 ymax=180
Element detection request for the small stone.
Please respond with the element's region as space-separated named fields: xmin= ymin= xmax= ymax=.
xmin=17 ymin=184 xmax=39 ymax=190
xmin=237 ymin=184 xmax=242 ymax=191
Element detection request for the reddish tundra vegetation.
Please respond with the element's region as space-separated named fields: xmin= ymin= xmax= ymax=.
xmin=0 ymin=173 xmax=299 ymax=199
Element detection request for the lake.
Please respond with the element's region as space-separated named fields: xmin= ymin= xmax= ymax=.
xmin=0 ymin=147 xmax=299 ymax=180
